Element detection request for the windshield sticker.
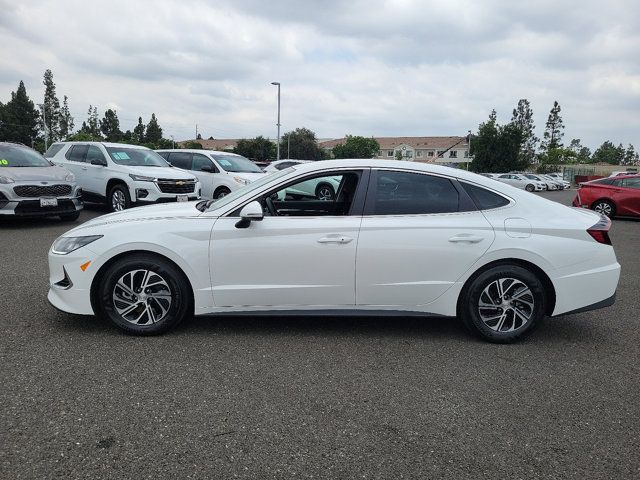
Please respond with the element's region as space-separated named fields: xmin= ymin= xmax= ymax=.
xmin=112 ymin=152 xmax=131 ymax=160
xmin=218 ymin=159 xmax=233 ymax=167
xmin=0 ymin=159 xmax=9 ymax=166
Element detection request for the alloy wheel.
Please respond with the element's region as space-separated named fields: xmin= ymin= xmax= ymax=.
xmin=111 ymin=190 xmax=126 ymax=211
xmin=593 ymin=201 xmax=612 ymax=217
xmin=317 ymin=186 xmax=334 ymax=201
xmin=112 ymin=269 xmax=172 ymax=325
xmin=477 ymin=277 xmax=534 ymax=333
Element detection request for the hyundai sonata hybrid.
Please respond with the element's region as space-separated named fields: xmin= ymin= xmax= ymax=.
xmin=48 ymin=160 xmax=620 ymax=343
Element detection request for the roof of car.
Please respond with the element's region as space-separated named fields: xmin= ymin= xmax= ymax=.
xmin=155 ymin=149 xmax=245 ymax=156
xmin=54 ymin=141 xmax=151 ymax=150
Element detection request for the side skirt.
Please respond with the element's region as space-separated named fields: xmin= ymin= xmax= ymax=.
xmin=195 ymin=309 xmax=454 ymax=319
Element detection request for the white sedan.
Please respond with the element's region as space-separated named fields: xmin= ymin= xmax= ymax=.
xmin=48 ymin=160 xmax=620 ymax=343
xmin=496 ymin=173 xmax=545 ymax=192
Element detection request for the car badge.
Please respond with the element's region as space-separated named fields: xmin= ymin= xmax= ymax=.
xmin=176 ymin=181 xmax=185 ymax=186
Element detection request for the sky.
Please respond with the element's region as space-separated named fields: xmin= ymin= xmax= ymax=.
xmin=1 ymin=0 xmax=639 ymax=149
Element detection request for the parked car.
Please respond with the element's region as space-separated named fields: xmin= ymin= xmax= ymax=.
xmin=48 ymin=159 xmax=620 ymax=343
xmin=263 ymin=159 xmax=310 ymax=173
xmin=0 ymin=142 xmax=82 ymax=220
xmin=609 ymin=170 xmax=638 ymax=177
xmin=46 ymin=142 xmax=200 ymax=212
xmin=540 ymin=174 xmax=570 ymax=190
xmin=572 ymin=174 xmax=640 ymax=218
xmin=156 ymin=149 xmax=266 ymax=200
xmin=523 ymin=173 xmax=556 ymax=190
xmin=496 ymin=173 xmax=545 ymax=192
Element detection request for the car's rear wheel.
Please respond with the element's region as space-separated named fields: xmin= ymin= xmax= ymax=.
xmin=592 ymin=199 xmax=615 ymax=218
xmin=459 ymin=265 xmax=546 ymax=343
xmin=214 ymin=187 xmax=231 ymax=199
xmin=315 ymin=183 xmax=335 ymax=201
xmin=525 ymin=184 xmax=535 ymax=192
xmin=95 ymin=254 xmax=192 ymax=335
xmin=109 ymin=184 xmax=131 ymax=212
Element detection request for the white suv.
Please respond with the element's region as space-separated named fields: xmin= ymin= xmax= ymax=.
xmin=46 ymin=142 xmax=201 ymax=211
xmin=156 ymin=149 xmax=266 ymax=199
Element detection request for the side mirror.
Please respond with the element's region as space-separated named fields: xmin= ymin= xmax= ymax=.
xmin=201 ymin=164 xmax=213 ymax=172
xmin=235 ymin=200 xmax=264 ymax=228
xmin=91 ymin=158 xmax=107 ymax=166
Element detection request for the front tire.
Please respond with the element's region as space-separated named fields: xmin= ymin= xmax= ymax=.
xmin=95 ymin=254 xmax=192 ymax=335
xmin=459 ymin=265 xmax=546 ymax=343
xmin=592 ymin=199 xmax=615 ymax=218
xmin=315 ymin=183 xmax=335 ymax=201
xmin=525 ymin=184 xmax=535 ymax=192
xmin=214 ymin=187 xmax=231 ymax=200
xmin=108 ymin=184 xmax=131 ymax=212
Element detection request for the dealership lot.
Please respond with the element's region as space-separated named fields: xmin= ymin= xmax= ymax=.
xmin=1 ymin=190 xmax=638 ymax=479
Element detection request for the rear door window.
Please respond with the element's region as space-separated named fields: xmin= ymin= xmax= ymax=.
xmin=461 ymin=183 xmax=510 ymax=210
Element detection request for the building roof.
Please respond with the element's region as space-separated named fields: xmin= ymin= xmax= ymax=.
xmin=318 ymin=136 xmax=468 ymax=150
xmin=178 ymin=138 xmax=240 ymax=150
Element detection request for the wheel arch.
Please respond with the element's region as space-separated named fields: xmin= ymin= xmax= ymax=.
xmin=106 ymin=177 xmax=129 ymax=197
xmin=457 ymin=258 xmax=556 ymax=317
xmin=590 ymin=197 xmax=616 ymax=210
xmin=90 ymin=249 xmax=195 ymax=317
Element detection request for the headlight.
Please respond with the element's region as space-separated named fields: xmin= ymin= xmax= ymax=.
xmin=233 ymin=176 xmax=250 ymax=185
xmin=52 ymin=235 xmax=103 ymax=255
xmin=129 ymin=174 xmax=156 ymax=182
xmin=0 ymin=175 xmax=15 ymax=184
xmin=65 ymin=172 xmax=75 ymax=182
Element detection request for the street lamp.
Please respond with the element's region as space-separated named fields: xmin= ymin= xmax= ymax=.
xmin=271 ymin=82 xmax=281 ymax=161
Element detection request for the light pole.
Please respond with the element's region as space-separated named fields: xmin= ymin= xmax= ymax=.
xmin=38 ymin=103 xmax=48 ymax=151
xmin=467 ymin=129 xmax=472 ymax=170
xmin=170 ymin=135 xmax=175 ymax=149
xmin=271 ymin=82 xmax=281 ymax=161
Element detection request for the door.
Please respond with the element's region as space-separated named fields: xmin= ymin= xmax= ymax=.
xmin=618 ymin=177 xmax=640 ymax=216
xmin=210 ymin=169 xmax=368 ymax=307
xmin=83 ymin=145 xmax=111 ymax=196
xmin=356 ymin=170 xmax=495 ymax=307
xmin=62 ymin=144 xmax=89 ymax=185
xmin=191 ymin=153 xmax=218 ymax=199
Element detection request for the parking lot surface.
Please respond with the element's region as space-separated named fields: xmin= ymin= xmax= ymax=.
xmin=1 ymin=190 xmax=639 ymax=479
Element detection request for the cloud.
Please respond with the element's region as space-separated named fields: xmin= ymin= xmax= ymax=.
xmin=0 ymin=0 xmax=638 ymax=148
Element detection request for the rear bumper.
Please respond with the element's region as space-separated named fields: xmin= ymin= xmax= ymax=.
xmin=551 ymin=261 xmax=620 ymax=315
xmin=554 ymin=292 xmax=616 ymax=317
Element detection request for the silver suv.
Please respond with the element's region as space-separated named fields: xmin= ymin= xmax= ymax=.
xmin=0 ymin=142 xmax=82 ymax=220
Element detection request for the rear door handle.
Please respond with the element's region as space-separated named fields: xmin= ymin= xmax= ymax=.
xmin=317 ymin=235 xmax=353 ymax=244
xmin=448 ymin=234 xmax=484 ymax=244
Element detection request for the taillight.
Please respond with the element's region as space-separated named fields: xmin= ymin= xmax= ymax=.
xmin=587 ymin=215 xmax=612 ymax=245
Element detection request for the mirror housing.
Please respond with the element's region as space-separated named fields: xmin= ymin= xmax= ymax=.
xmin=91 ymin=158 xmax=107 ymax=166
xmin=201 ymin=164 xmax=213 ymax=172
xmin=235 ymin=200 xmax=264 ymax=228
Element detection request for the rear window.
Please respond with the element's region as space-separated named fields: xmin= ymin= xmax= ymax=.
xmin=44 ymin=143 xmax=65 ymax=158
xmin=462 ymin=183 xmax=510 ymax=210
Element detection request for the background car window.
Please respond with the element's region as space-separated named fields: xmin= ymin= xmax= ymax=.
xmin=86 ymin=145 xmax=107 ymax=164
xmin=371 ymin=171 xmax=459 ymax=215
xmin=622 ymin=178 xmax=640 ymax=189
xmin=157 ymin=152 xmax=170 ymax=160
xmin=44 ymin=144 xmax=64 ymax=158
xmin=192 ymin=153 xmax=216 ymax=172
xmin=276 ymin=161 xmax=296 ymax=170
xmin=66 ymin=145 xmax=88 ymax=162
xmin=0 ymin=144 xmax=51 ymax=167
xmin=594 ymin=178 xmax=614 ymax=185
xmin=106 ymin=147 xmax=169 ymax=167
xmin=167 ymin=152 xmax=192 ymax=169
xmin=211 ymin=154 xmax=263 ymax=173
xmin=461 ymin=183 xmax=510 ymax=210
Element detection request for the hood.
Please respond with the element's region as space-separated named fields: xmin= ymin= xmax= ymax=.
xmin=125 ymin=165 xmax=196 ymax=180
xmin=231 ymin=172 xmax=267 ymax=182
xmin=0 ymin=165 xmax=73 ymax=182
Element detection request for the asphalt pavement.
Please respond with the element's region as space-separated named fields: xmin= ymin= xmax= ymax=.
xmin=1 ymin=191 xmax=638 ymax=479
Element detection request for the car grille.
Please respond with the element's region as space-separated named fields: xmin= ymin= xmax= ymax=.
xmin=13 ymin=184 xmax=72 ymax=198
xmin=156 ymin=179 xmax=196 ymax=194
xmin=14 ymin=199 xmax=77 ymax=216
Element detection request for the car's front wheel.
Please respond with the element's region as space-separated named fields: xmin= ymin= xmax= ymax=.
xmin=315 ymin=183 xmax=335 ymax=201
xmin=108 ymin=184 xmax=131 ymax=212
xmin=94 ymin=254 xmax=192 ymax=335
xmin=459 ymin=265 xmax=546 ymax=343
xmin=525 ymin=184 xmax=535 ymax=192
xmin=592 ymin=199 xmax=615 ymax=218
xmin=214 ymin=187 xmax=231 ymax=200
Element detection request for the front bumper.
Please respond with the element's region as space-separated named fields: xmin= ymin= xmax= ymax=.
xmin=48 ymin=247 xmax=97 ymax=315
xmin=0 ymin=183 xmax=83 ymax=217
xmin=130 ymin=180 xmax=201 ymax=204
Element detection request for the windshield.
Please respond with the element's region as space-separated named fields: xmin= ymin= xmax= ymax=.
xmin=206 ymin=168 xmax=291 ymax=211
xmin=106 ymin=146 xmax=169 ymax=167
xmin=211 ymin=154 xmax=263 ymax=173
xmin=0 ymin=144 xmax=51 ymax=167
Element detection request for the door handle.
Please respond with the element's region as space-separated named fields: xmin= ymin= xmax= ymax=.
xmin=448 ymin=234 xmax=484 ymax=243
xmin=317 ymin=235 xmax=353 ymax=244
xmin=81 ymin=166 xmax=88 ymax=170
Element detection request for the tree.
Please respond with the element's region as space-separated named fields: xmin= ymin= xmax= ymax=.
xmin=58 ymin=95 xmax=74 ymax=139
xmin=537 ymin=147 xmax=577 ymax=173
xmin=234 ymin=136 xmax=276 ymax=161
xmin=510 ymin=99 xmax=538 ymax=163
xmin=332 ymin=135 xmax=380 ymax=159
xmin=133 ymin=117 xmax=145 ymax=143
xmin=540 ymin=101 xmax=564 ymax=152
xmin=41 ymin=69 xmax=61 ymax=145
xmin=79 ymin=105 xmax=101 ymax=138
xmin=145 ymin=113 xmax=162 ymax=143
xmin=622 ymin=144 xmax=639 ymax=166
xmin=591 ymin=141 xmax=625 ymax=165
xmin=395 ymin=150 xmax=403 ymax=161
xmin=0 ymin=81 xmax=41 ymax=146
xmin=280 ymin=127 xmax=325 ymax=160
xmin=470 ymin=110 xmax=527 ymax=173
xmin=568 ymin=139 xmax=591 ymax=164
xmin=100 ymin=109 xmax=122 ymax=141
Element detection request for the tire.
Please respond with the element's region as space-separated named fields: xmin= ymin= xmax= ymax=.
xmin=108 ymin=184 xmax=131 ymax=212
xmin=214 ymin=187 xmax=231 ymax=200
xmin=59 ymin=211 xmax=80 ymax=221
xmin=315 ymin=183 xmax=335 ymax=201
xmin=94 ymin=254 xmax=192 ymax=335
xmin=525 ymin=184 xmax=535 ymax=192
xmin=592 ymin=199 xmax=615 ymax=218
xmin=459 ymin=265 xmax=546 ymax=343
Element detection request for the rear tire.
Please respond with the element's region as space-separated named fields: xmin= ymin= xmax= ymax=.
xmin=95 ymin=254 xmax=192 ymax=335
xmin=592 ymin=199 xmax=615 ymax=218
xmin=459 ymin=265 xmax=546 ymax=343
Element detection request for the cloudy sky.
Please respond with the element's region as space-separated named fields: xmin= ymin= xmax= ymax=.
xmin=1 ymin=0 xmax=638 ymax=148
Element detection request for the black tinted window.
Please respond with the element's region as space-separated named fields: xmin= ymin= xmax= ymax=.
xmin=593 ymin=178 xmax=614 ymax=185
xmin=66 ymin=145 xmax=88 ymax=162
xmin=622 ymin=177 xmax=640 ymax=189
xmin=44 ymin=144 xmax=65 ymax=158
xmin=86 ymin=145 xmax=106 ymax=164
xmin=192 ymin=153 xmax=215 ymax=172
xmin=167 ymin=152 xmax=191 ymax=169
xmin=371 ymin=171 xmax=459 ymax=215
xmin=157 ymin=151 xmax=170 ymax=159
xmin=462 ymin=183 xmax=510 ymax=210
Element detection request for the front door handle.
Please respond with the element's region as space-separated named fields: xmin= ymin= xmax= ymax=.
xmin=448 ymin=234 xmax=484 ymax=244
xmin=317 ymin=235 xmax=353 ymax=244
